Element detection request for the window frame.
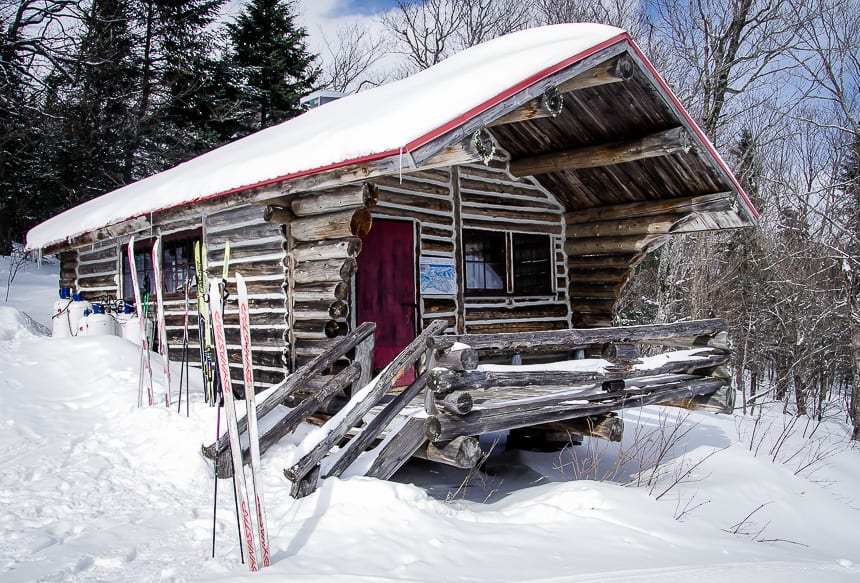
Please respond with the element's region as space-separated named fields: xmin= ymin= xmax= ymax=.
xmin=462 ymin=228 xmax=555 ymax=298
xmin=122 ymin=230 xmax=201 ymax=301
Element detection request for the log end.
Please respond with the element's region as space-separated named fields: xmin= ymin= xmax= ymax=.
xmin=424 ymin=416 xmax=443 ymax=442
xmin=351 ymin=208 xmax=373 ymax=238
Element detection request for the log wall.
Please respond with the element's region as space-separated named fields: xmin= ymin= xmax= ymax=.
xmin=370 ymin=163 xmax=570 ymax=336
xmin=63 ymin=201 xmax=289 ymax=393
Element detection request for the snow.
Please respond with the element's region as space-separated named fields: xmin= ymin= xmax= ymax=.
xmin=2 ymin=256 xmax=860 ymax=582
xmin=25 ymin=23 xmax=624 ymax=252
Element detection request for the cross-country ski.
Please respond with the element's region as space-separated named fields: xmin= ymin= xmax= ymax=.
xmin=151 ymin=237 xmax=171 ymax=407
xmin=237 ymin=272 xmax=270 ymax=568
xmin=127 ymin=235 xmax=154 ymax=407
xmin=209 ymin=277 xmax=258 ymax=572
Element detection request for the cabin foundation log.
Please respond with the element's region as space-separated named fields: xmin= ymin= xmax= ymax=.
xmin=290 ymin=183 xmax=379 ymax=216
xmin=414 ymin=436 xmax=483 ymax=469
xmin=659 ymin=385 xmax=735 ymax=414
xmin=534 ymin=414 xmax=624 ymax=443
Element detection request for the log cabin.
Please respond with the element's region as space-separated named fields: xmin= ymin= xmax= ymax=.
xmin=25 ymin=23 xmax=757 ymax=401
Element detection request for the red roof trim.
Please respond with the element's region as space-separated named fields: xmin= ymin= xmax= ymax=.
xmin=44 ymin=30 xmax=756 ymax=250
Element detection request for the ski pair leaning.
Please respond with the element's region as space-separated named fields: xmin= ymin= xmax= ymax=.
xmin=209 ymin=273 xmax=271 ymax=571
xmin=128 ymin=235 xmax=171 ymax=408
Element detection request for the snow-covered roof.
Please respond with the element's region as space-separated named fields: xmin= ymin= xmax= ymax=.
xmin=26 ymin=24 xmax=628 ymax=251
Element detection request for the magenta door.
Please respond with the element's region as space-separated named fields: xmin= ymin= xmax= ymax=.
xmin=356 ymin=220 xmax=416 ymax=374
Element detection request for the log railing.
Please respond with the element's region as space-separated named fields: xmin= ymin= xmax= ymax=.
xmin=423 ymin=319 xmax=734 ymax=444
xmin=284 ymin=319 xmax=448 ymax=497
xmin=203 ymin=322 xmax=377 ymax=478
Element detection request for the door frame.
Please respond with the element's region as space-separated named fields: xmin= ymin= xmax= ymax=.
xmin=351 ymin=217 xmax=420 ymax=357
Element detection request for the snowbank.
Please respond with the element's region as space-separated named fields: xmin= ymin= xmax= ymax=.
xmin=1 ymin=258 xmax=859 ymax=581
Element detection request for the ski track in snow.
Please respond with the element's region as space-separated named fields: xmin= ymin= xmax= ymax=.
xmin=2 ymin=256 xmax=860 ymax=582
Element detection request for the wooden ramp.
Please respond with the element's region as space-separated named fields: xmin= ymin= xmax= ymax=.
xmin=204 ymin=319 xmax=732 ymax=498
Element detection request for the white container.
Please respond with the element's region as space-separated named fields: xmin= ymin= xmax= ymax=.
xmin=52 ymin=301 xmax=74 ymax=337
xmin=78 ymin=312 xmax=118 ymax=337
xmin=67 ymin=294 xmax=92 ymax=337
xmin=123 ymin=315 xmax=153 ymax=346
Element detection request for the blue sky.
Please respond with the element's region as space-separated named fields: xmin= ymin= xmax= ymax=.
xmin=330 ymin=0 xmax=400 ymax=16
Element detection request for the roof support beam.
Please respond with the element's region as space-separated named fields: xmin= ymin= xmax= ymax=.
xmin=564 ymin=192 xmax=734 ymax=225
xmin=557 ymin=53 xmax=634 ymax=93
xmin=487 ymin=54 xmax=634 ymax=129
xmin=509 ymin=126 xmax=689 ymax=177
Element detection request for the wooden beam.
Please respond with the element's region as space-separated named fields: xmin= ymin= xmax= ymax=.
xmin=534 ymin=414 xmax=624 ymax=443
xmin=557 ymin=53 xmax=634 ymax=93
xmin=424 ymin=376 xmax=727 ymax=442
xmin=564 ymin=233 xmax=666 ymax=256
xmin=429 ymin=318 xmax=728 ymax=352
xmin=487 ymin=87 xmax=563 ymax=128
xmin=364 ymin=416 xmax=428 ymax=480
xmin=568 ymin=214 xmax=682 ymax=239
xmin=292 ymin=257 xmax=357 ymax=285
xmin=291 ymin=238 xmax=362 ymax=262
xmin=263 ymin=204 xmax=296 ymax=224
xmin=202 ymin=321 xmax=376 ymax=463
xmin=565 ymin=192 xmax=733 ymax=225
xmin=509 ymin=127 xmax=689 ymax=177
xmin=659 ymin=384 xmax=735 ymax=414
xmin=428 ymin=348 xmax=728 ymax=396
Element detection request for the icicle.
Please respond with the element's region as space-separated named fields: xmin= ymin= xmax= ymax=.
xmin=399 ymin=147 xmax=403 ymax=184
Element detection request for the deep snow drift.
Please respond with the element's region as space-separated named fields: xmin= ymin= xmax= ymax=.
xmin=2 ymin=255 xmax=859 ymax=582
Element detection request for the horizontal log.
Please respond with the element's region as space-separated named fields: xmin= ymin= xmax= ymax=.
xmin=429 ymin=319 xmax=728 ymax=353
xmin=642 ymin=330 xmax=730 ymax=351
xmin=291 ymin=208 xmax=373 ymax=242
xmin=601 ymin=342 xmax=638 ymax=362
xmin=509 ymin=127 xmax=689 ymax=177
xmin=429 ymin=350 xmax=728 ymax=396
xmin=291 ymin=281 xmax=350 ymax=302
xmin=414 ymin=436 xmax=483 ymax=469
xmin=659 ymin=384 xmax=735 ymax=414
xmin=263 ymin=205 xmax=296 ymax=224
xmin=424 ymin=375 xmax=727 ymax=442
xmin=567 ymin=214 xmax=682 ymax=239
xmin=535 ymin=415 xmax=624 ymax=443
xmin=557 ymin=53 xmax=634 ymax=93
xmin=567 ymin=254 xmax=639 ymax=269
xmin=438 ymin=391 xmax=474 ymax=415
xmin=291 ymin=238 xmax=362 ymax=262
xmin=292 ymin=299 xmax=349 ymax=320
xmin=432 ymin=345 xmax=479 ymax=371
xmin=565 ymin=192 xmax=733 ymax=225
xmin=292 ymin=257 xmax=357 ymax=285
xmin=565 ymin=234 xmax=665 ymax=256
xmin=291 ymin=183 xmax=379 ymax=217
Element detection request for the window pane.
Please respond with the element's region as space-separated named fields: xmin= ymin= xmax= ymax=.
xmin=464 ymin=231 xmax=505 ymax=292
xmin=513 ymin=234 xmax=552 ymax=295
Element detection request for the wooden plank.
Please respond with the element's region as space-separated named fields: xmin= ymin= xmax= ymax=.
xmin=291 ymin=208 xmax=373 ymax=242
xmin=291 ymin=183 xmax=378 ymax=217
xmin=364 ymin=416 xmax=427 ymax=480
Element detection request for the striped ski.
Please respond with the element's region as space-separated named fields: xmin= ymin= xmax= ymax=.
xmin=236 ymin=272 xmax=270 ymax=568
xmin=152 ymin=237 xmax=172 ymax=407
xmin=128 ymin=235 xmax=154 ymax=406
xmin=209 ymin=277 xmax=258 ymax=572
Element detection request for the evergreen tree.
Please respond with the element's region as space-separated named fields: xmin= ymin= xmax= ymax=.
xmin=227 ymin=0 xmax=318 ymax=133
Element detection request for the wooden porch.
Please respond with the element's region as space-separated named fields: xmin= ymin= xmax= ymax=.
xmin=203 ymin=318 xmax=732 ymax=498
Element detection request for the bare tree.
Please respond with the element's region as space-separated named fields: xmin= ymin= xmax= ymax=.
xmin=318 ymin=22 xmax=389 ymax=93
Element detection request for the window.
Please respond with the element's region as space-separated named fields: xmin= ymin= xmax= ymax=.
xmin=123 ymin=233 xmax=200 ymax=300
xmin=463 ymin=230 xmax=553 ymax=296
xmin=465 ymin=231 xmax=505 ymax=292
